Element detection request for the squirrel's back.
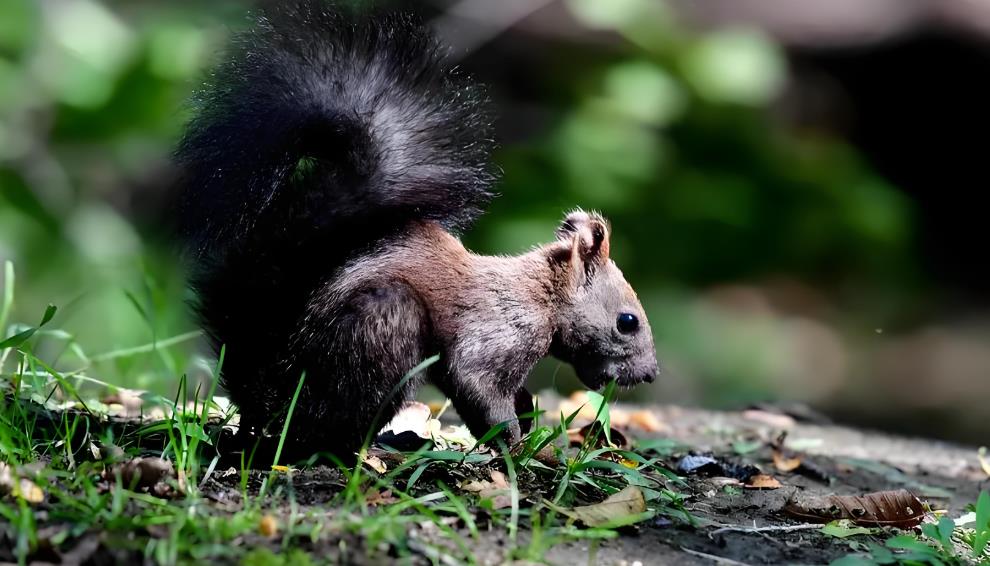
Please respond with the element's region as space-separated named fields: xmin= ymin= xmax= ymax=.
xmin=173 ymin=1 xmax=497 ymax=449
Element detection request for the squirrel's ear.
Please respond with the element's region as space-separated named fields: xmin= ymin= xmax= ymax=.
xmin=557 ymin=211 xmax=610 ymax=262
xmin=554 ymin=210 xmax=611 ymax=285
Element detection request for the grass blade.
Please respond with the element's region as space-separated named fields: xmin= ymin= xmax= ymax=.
xmin=0 ymin=261 xmax=13 ymax=337
xmin=0 ymin=304 xmax=57 ymax=349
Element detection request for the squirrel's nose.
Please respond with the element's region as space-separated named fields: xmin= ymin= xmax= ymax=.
xmin=642 ymin=360 xmax=659 ymax=383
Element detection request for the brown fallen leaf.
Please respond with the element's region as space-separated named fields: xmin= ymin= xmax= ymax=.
xmin=629 ymin=410 xmax=668 ymax=433
xmin=362 ymin=454 xmax=387 ymax=474
xmin=365 ymin=488 xmax=399 ymax=506
xmin=569 ymin=486 xmax=648 ymax=527
xmin=745 ymin=474 xmax=782 ymax=490
xmin=0 ymin=463 xmax=45 ymax=504
xmin=609 ymin=407 xmax=631 ymax=428
xmin=557 ymin=391 xmax=598 ymax=423
xmin=102 ymin=388 xmax=146 ymax=417
xmin=533 ymin=445 xmax=560 ymax=467
xmin=259 ymin=514 xmax=278 ymax=537
xmin=109 ymin=457 xmax=174 ymax=491
xmin=97 ymin=442 xmax=125 ymax=462
xmin=773 ymin=450 xmax=802 ymax=473
xmin=461 ymin=470 xmax=512 ymax=509
xmin=379 ymin=401 xmax=432 ymax=438
xmin=770 ymin=431 xmax=829 ymax=482
xmin=567 ymin=422 xmax=629 ymax=450
xmin=741 ymin=409 xmax=796 ymax=429
xmin=784 ymin=489 xmax=927 ymax=528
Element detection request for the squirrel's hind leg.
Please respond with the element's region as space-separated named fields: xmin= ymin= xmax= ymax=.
xmin=288 ymin=280 xmax=433 ymax=463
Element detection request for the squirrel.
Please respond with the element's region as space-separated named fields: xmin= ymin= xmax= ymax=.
xmin=174 ymin=1 xmax=658 ymax=463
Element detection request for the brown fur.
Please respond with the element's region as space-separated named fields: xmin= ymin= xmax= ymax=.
xmin=293 ymin=211 xmax=658 ymax=447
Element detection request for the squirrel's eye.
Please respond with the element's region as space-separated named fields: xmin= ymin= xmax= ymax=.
xmin=616 ymin=313 xmax=639 ymax=334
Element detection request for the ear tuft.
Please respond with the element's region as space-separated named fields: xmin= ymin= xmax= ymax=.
xmin=556 ymin=210 xmax=590 ymax=241
xmin=554 ymin=210 xmax=611 ymax=280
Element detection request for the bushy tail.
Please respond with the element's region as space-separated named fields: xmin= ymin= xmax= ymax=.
xmin=175 ymin=0 xmax=496 ymax=260
xmin=172 ymin=2 xmax=496 ymax=419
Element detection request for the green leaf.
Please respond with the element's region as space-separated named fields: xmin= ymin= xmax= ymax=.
xmin=0 ymin=304 xmax=56 ymax=349
xmin=934 ymin=516 xmax=956 ymax=555
xmin=974 ymin=490 xmax=990 ymax=557
xmin=885 ymin=535 xmax=943 ymax=562
xmin=586 ymin=380 xmax=617 ymax=445
xmin=405 ymin=461 xmax=432 ymax=490
xmin=731 ymin=440 xmax=762 ymax=455
xmin=635 ymin=438 xmax=681 ymax=456
xmin=464 ymin=421 xmax=507 ymax=458
xmin=829 ymin=556 xmax=881 ymax=566
xmin=821 ymin=521 xmax=875 ymax=539
xmin=180 ymin=422 xmax=210 ymax=443
xmin=422 ymin=450 xmax=491 ymax=465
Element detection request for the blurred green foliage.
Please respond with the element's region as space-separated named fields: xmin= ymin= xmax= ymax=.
xmin=1 ymin=0 xmax=920 ymax=405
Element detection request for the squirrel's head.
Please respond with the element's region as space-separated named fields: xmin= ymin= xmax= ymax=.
xmin=549 ymin=211 xmax=658 ymax=390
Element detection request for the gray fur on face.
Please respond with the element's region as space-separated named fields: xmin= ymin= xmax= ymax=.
xmin=549 ymin=211 xmax=659 ymax=389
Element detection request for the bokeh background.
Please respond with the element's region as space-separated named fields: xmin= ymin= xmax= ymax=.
xmin=2 ymin=0 xmax=988 ymax=444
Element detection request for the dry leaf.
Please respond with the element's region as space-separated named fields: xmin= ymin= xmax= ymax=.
xmin=609 ymin=407 xmax=631 ymax=428
xmin=16 ymin=478 xmax=44 ymax=503
xmin=365 ymin=489 xmax=399 ymax=506
xmin=745 ymin=474 xmax=782 ymax=490
xmin=0 ymin=463 xmax=44 ymax=504
xmin=488 ymin=470 xmax=509 ymax=489
xmin=532 ymin=445 xmax=560 ymax=467
xmin=629 ymin=410 xmax=667 ymax=433
xmin=570 ymin=486 xmax=648 ymax=527
xmin=773 ymin=450 xmax=803 ymax=473
xmin=379 ymin=401 xmax=432 ymax=438
xmin=557 ymin=391 xmax=599 ymax=423
xmin=741 ymin=409 xmax=796 ymax=429
xmin=97 ymin=442 xmax=125 ymax=462
xmin=101 ymin=388 xmax=146 ymax=417
xmin=259 ymin=514 xmax=278 ymax=537
xmin=568 ymin=422 xmax=629 ymax=449
xmin=461 ymin=470 xmax=512 ymax=509
xmin=362 ymin=454 xmax=387 ymax=474
xmin=111 ymin=457 xmax=174 ymax=491
xmin=979 ymin=447 xmax=990 ymax=478
xmin=432 ymin=424 xmax=475 ymax=448
xmin=784 ymin=489 xmax=927 ymax=527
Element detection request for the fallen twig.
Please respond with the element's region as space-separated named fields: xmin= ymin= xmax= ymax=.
xmin=681 ymin=547 xmax=754 ymax=565
xmin=710 ymin=523 xmax=823 ymax=536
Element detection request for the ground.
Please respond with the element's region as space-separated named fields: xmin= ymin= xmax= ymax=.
xmin=1 ymin=391 xmax=988 ymax=566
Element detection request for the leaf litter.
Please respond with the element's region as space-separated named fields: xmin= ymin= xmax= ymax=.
xmin=2 ymin=381 xmax=981 ymax=566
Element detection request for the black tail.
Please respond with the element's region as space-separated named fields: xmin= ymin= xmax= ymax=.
xmin=173 ymin=1 xmax=496 ymax=437
xmin=175 ymin=1 xmax=495 ymax=260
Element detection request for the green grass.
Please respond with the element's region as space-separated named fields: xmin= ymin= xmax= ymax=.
xmin=0 ymin=260 xmax=693 ymax=565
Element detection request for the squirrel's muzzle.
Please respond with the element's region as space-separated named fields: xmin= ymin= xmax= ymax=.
xmin=574 ymin=352 xmax=659 ymax=389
